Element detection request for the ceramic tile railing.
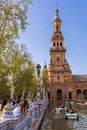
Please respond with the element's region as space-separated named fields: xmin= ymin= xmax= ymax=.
xmin=0 ymin=100 xmax=48 ymax=130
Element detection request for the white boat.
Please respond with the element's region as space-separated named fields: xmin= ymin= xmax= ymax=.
xmin=55 ymin=106 xmax=66 ymax=114
xmin=65 ymin=112 xmax=79 ymax=120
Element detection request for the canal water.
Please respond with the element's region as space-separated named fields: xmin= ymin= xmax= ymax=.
xmin=40 ymin=103 xmax=87 ymax=130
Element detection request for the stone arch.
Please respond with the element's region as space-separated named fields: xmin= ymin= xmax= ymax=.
xmin=76 ymin=89 xmax=82 ymax=100
xmin=84 ymin=90 xmax=87 ymax=99
xmin=57 ymin=89 xmax=62 ymax=101
xmin=69 ymin=92 xmax=72 ymax=100
xmin=56 ymin=26 xmax=58 ymax=32
xmin=53 ymin=42 xmax=55 ymax=47
xmin=48 ymin=92 xmax=50 ymax=101
xmin=60 ymin=42 xmax=62 ymax=47
xmin=77 ymin=89 xmax=81 ymax=96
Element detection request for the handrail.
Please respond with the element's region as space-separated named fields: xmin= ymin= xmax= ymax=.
xmin=0 ymin=100 xmax=48 ymax=130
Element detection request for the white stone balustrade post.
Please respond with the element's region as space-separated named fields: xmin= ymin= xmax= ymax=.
xmin=8 ymin=118 xmax=19 ymax=130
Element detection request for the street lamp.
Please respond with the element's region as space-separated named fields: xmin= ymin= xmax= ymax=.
xmin=36 ymin=64 xmax=41 ymax=102
xmin=43 ymin=82 xmax=46 ymax=100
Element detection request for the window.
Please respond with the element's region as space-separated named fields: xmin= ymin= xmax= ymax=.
xmin=60 ymin=42 xmax=62 ymax=47
xmin=53 ymin=42 xmax=55 ymax=47
xmin=57 ymin=57 xmax=59 ymax=61
xmin=58 ymin=76 xmax=59 ymax=79
xmin=56 ymin=26 xmax=58 ymax=32
xmin=57 ymin=42 xmax=59 ymax=47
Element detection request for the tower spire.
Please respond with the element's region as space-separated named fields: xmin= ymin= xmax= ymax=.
xmin=56 ymin=4 xmax=58 ymax=16
xmin=56 ymin=3 xmax=58 ymax=9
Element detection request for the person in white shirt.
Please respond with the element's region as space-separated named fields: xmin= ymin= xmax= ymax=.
xmin=13 ymin=100 xmax=23 ymax=117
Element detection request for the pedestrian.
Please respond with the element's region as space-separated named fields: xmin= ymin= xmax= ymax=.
xmin=1 ymin=99 xmax=7 ymax=112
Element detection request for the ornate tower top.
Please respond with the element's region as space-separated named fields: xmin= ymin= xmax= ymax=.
xmin=56 ymin=8 xmax=58 ymax=15
xmin=43 ymin=63 xmax=48 ymax=72
xmin=54 ymin=4 xmax=59 ymax=19
xmin=51 ymin=8 xmax=64 ymax=49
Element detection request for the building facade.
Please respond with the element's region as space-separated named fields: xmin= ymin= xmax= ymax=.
xmin=43 ymin=8 xmax=87 ymax=102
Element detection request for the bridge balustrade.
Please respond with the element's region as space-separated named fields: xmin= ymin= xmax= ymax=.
xmin=0 ymin=100 xmax=48 ymax=130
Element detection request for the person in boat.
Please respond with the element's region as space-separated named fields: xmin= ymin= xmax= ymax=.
xmin=60 ymin=105 xmax=64 ymax=108
xmin=59 ymin=105 xmax=66 ymax=114
xmin=66 ymin=106 xmax=77 ymax=113
xmin=60 ymin=104 xmax=66 ymax=108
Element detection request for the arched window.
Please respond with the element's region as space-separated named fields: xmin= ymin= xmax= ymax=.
xmin=57 ymin=42 xmax=59 ymax=47
xmin=60 ymin=42 xmax=62 ymax=47
xmin=58 ymin=76 xmax=59 ymax=79
xmin=56 ymin=26 xmax=58 ymax=32
xmin=84 ymin=90 xmax=87 ymax=99
xmin=53 ymin=42 xmax=55 ymax=47
xmin=77 ymin=89 xmax=81 ymax=97
xmin=57 ymin=57 xmax=59 ymax=61
xmin=57 ymin=89 xmax=62 ymax=101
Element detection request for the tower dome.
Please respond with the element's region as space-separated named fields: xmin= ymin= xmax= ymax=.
xmin=54 ymin=9 xmax=61 ymax=22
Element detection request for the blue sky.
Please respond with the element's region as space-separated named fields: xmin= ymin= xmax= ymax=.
xmin=17 ymin=0 xmax=87 ymax=74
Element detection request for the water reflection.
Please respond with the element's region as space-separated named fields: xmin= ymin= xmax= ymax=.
xmin=40 ymin=104 xmax=87 ymax=130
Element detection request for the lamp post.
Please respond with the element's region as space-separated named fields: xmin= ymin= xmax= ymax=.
xmin=36 ymin=64 xmax=41 ymax=102
xmin=43 ymin=82 xmax=46 ymax=100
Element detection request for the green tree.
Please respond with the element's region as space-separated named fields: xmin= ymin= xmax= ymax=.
xmin=15 ymin=61 xmax=37 ymax=100
xmin=42 ymin=70 xmax=48 ymax=83
xmin=0 ymin=0 xmax=32 ymax=45
xmin=0 ymin=42 xmax=36 ymax=99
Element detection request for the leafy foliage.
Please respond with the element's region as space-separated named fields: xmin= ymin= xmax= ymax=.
xmin=42 ymin=70 xmax=48 ymax=83
xmin=0 ymin=42 xmax=37 ymax=99
xmin=0 ymin=0 xmax=32 ymax=44
xmin=0 ymin=0 xmax=37 ymax=100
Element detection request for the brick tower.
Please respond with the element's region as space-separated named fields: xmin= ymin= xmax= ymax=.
xmin=47 ymin=8 xmax=73 ymax=102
